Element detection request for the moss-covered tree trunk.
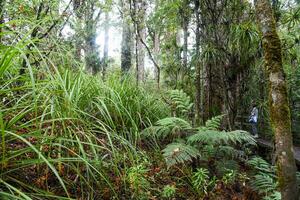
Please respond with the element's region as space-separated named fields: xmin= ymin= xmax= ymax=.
xmin=254 ymin=0 xmax=298 ymax=199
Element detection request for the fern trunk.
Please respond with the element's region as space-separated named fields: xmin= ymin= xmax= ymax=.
xmin=255 ymin=0 xmax=298 ymax=199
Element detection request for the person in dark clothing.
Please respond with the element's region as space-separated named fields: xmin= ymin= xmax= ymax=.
xmin=249 ymin=103 xmax=258 ymax=138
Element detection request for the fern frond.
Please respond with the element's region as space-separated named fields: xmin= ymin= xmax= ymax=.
xmin=188 ymin=129 xmax=256 ymax=146
xmin=169 ymin=90 xmax=193 ymax=116
xmin=247 ymin=157 xmax=274 ymax=174
xmin=140 ymin=126 xmax=161 ymax=138
xmin=203 ymin=115 xmax=224 ymax=130
xmin=215 ymin=160 xmax=239 ymax=176
xmin=155 ymin=117 xmax=192 ymax=139
xmin=162 ymin=142 xmax=200 ymax=168
xmin=250 ymin=173 xmax=277 ymax=194
xmin=217 ymin=146 xmax=246 ymax=159
xmin=297 ymin=172 xmax=300 ymax=187
xmin=263 ymin=192 xmax=281 ymax=200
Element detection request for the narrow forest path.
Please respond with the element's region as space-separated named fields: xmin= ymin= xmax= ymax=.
xmin=256 ymin=138 xmax=300 ymax=165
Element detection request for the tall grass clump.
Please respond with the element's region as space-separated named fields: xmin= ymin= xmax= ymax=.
xmin=0 ymin=27 xmax=169 ymax=199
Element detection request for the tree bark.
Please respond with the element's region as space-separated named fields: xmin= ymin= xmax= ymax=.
xmin=0 ymin=0 xmax=5 ymax=43
xmin=153 ymin=32 xmax=160 ymax=86
xmin=103 ymin=11 xmax=109 ymax=78
xmin=153 ymin=0 xmax=161 ymax=88
xmin=73 ymin=0 xmax=83 ymax=61
xmin=181 ymin=0 xmax=189 ymax=81
xmin=121 ymin=1 xmax=132 ymax=74
xmin=84 ymin=4 xmax=101 ymax=74
xmin=135 ymin=0 xmax=146 ymax=85
xmin=194 ymin=0 xmax=202 ymax=125
xmin=255 ymin=0 xmax=298 ymax=199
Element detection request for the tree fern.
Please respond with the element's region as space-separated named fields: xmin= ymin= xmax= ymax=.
xmin=250 ymin=174 xmax=277 ymax=194
xmin=169 ymin=89 xmax=193 ymax=117
xmin=247 ymin=157 xmax=279 ymax=199
xmin=263 ymin=192 xmax=281 ymax=200
xmin=188 ymin=130 xmax=256 ymax=146
xmin=247 ymin=156 xmax=274 ymax=174
xmin=141 ymin=117 xmax=192 ymax=139
xmin=142 ymin=114 xmax=256 ymax=169
xmin=202 ymin=115 xmax=224 ymax=130
xmin=162 ymin=142 xmax=200 ymax=168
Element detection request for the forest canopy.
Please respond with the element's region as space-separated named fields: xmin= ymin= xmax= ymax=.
xmin=1 ymin=0 xmax=300 ymax=199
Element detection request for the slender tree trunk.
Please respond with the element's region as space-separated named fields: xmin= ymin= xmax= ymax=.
xmin=194 ymin=0 xmax=202 ymax=125
xmin=103 ymin=11 xmax=109 ymax=78
xmin=153 ymin=0 xmax=160 ymax=88
xmin=255 ymin=0 xmax=298 ymax=199
xmin=84 ymin=20 xmax=100 ymax=74
xmin=73 ymin=0 xmax=83 ymax=61
xmin=0 ymin=0 xmax=5 ymax=43
xmin=135 ymin=0 xmax=146 ymax=85
xmin=121 ymin=1 xmax=132 ymax=74
xmin=182 ymin=25 xmax=188 ymax=73
xmin=154 ymin=32 xmax=160 ymax=86
xmin=179 ymin=0 xmax=190 ymax=84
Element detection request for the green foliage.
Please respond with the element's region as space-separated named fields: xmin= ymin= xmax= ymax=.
xmin=222 ymin=169 xmax=237 ymax=185
xmin=155 ymin=117 xmax=191 ymax=139
xmin=191 ymin=168 xmax=210 ymax=195
xmin=161 ymin=185 xmax=176 ymax=199
xmin=202 ymin=115 xmax=224 ymax=130
xmin=169 ymin=89 xmax=193 ymax=117
xmin=188 ymin=130 xmax=256 ymax=146
xmin=0 ymin=37 xmax=169 ymax=199
xmin=144 ymin=111 xmax=255 ymax=168
xmin=247 ymin=157 xmax=280 ymax=199
xmin=126 ymin=164 xmax=150 ymax=199
xmin=162 ymin=142 xmax=200 ymax=168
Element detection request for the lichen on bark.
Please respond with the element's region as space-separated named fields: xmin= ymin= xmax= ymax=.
xmin=254 ymin=0 xmax=299 ymax=199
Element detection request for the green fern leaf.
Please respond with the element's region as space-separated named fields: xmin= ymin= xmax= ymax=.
xmin=162 ymin=142 xmax=200 ymax=168
xmin=169 ymin=90 xmax=193 ymax=117
xmin=204 ymin=115 xmax=224 ymax=130
xmin=155 ymin=117 xmax=192 ymax=139
xmin=188 ymin=129 xmax=255 ymax=146
xmin=250 ymin=173 xmax=277 ymax=194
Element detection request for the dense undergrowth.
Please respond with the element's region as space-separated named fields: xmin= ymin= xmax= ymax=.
xmin=0 ymin=39 xmax=296 ymax=200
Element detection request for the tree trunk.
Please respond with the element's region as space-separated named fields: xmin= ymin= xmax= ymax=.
xmin=0 ymin=0 xmax=5 ymax=43
xmin=153 ymin=0 xmax=160 ymax=88
xmin=194 ymin=0 xmax=202 ymax=125
xmin=121 ymin=1 xmax=132 ymax=74
xmin=73 ymin=0 xmax=83 ymax=61
xmin=103 ymin=11 xmax=109 ymax=78
xmin=153 ymin=32 xmax=160 ymax=87
xmin=255 ymin=0 xmax=298 ymax=199
xmin=135 ymin=0 xmax=146 ymax=85
xmin=84 ymin=20 xmax=100 ymax=74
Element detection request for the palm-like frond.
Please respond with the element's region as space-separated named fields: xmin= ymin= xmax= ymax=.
xmin=188 ymin=130 xmax=255 ymax=146
xmin=247 ymin=156 xmax=274 ymax=174
xmin=162 ymin=142 xmax=200 ymax=168
xmin=247 ymin=157 xmax=279 ymax=199
xmin=250 ymin=173 xmax=277 ymax=194
xmin=169 ymin=89 xmax=193 ymax=116
xmin=142 ymin=117 xmax=192 ymax=139
xmin=263 ymin=192 xmax=281 ymax=200
xmin=203 ymin=115 xmax=224 ymax=130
